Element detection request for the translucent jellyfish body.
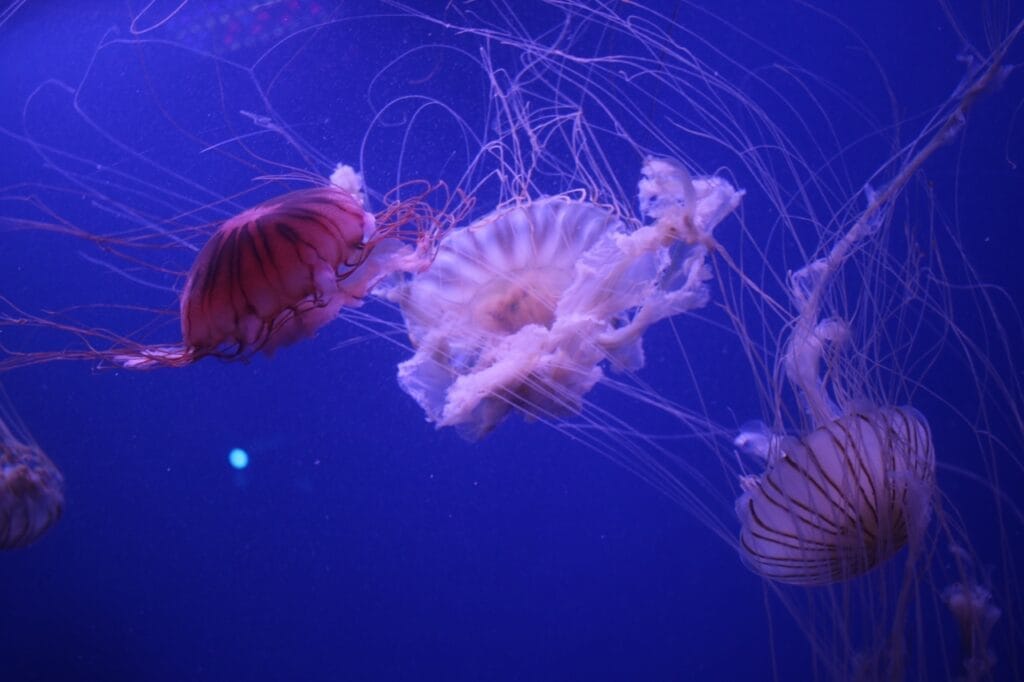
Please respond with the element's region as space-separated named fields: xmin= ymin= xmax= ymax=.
xmin=0 ymin=396 xmax=64 ymax=549
xmin=944 ymin=581 xmax=1002 ymax=678
xmin=392 ymin=157 xmax=742 ymax=438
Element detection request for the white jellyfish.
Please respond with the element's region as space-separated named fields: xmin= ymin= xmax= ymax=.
xmin=389 ymin=157 xmax=742 ymax=438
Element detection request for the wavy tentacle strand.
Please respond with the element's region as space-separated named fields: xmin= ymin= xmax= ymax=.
xmin=783 ymin=20 xmax=1024 ymax=427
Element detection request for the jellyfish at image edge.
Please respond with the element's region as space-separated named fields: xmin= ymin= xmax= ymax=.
xmin=731 ymin=193 xmax=942 ymax=585
xmin=727 ymin=32 xmax=1016 ymax=585
xmin=0 ymin=388 xmax=63 ymax=549
xmin=388 ymin=156 xmax=742 ymax=438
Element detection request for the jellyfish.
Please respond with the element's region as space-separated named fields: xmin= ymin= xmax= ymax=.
xmin=113 ymin=167 xmax=446 ymax=369
xmin=1 ymin=164 xmax=453 ymax=370
xmin=944 ymin=579 xmax=1002 ymax=680
xmin=735 ymin=406 xmax=936 ymax=585
xmin=389 ymin=157 xmax=742 ymax=438
xmin=0 ymin=388 xmax=63 ymax=549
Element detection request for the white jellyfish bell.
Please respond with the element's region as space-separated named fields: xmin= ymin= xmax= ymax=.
xmin=388 ymin=157 xmax=743 ymax=438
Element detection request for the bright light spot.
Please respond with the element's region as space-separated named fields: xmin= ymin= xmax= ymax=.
xmin=228 ymin=448 xmax=249 ymax=470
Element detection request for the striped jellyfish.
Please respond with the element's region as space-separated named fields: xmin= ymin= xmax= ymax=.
xmin=116 ymin=167 xmax=448 ymax=368
xmin=730 ymin=162 xmax=941 ymax=585
xmin=734 ymin=406 xmax=935 ymax=585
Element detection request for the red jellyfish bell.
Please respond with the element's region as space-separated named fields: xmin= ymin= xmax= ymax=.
xmin=182 ymin=186 xmax=372 ymax=360
xmin=117 ymin=168 xmax=444 ymax=368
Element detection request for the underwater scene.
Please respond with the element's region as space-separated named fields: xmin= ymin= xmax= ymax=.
xmin=1 ymin=1 xmax=1022 ymax=680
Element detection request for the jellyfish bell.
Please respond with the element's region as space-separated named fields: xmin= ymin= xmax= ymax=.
xmin=0 ymin=389 xmax=63 ymax=550
xmin=180 ymin=186 xmax=373 ymax=358
xmin=735 ymin=405 xmax=936 ymax=585
xmin=389 ymin=156 xmax=742 ymax=438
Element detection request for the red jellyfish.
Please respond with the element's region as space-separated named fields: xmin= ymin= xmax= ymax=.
xmin=0 ymin=387 xmax=63 ymax=549
xmin=119 ymin=169 xmax=451 ymax=368
xmin=3 ymin=166 xmax=454 ymax=370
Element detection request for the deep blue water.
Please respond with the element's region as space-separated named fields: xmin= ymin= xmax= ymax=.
xmin=1 ymin=2 xmax=1022 ymax=681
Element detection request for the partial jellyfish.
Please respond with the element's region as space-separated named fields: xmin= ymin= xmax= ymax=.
xmin=389 ymin=158 xmax=742 ymax=438
xmin=944 ymin=575 xmax=1003 ymax=680
xmin=384 ymin=2 xmax=1024 ymax=680
xmin=0 ymin=386 xmax=63 ymax=549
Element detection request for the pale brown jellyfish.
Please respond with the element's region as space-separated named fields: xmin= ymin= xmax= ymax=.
xmin=734 ymin=406 xmax=935 ymax=585
xmin=0 ymin=389 xmax=63 ymax=549
xmin=731 ymin=174 xmax=940 ymax=586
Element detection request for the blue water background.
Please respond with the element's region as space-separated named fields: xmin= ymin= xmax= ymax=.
xmin=0 ymin=2 xmax=1021 ymax=680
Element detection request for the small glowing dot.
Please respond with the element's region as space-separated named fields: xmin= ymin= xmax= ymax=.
xmin=228 ymin=448 xmax=249 ymax=470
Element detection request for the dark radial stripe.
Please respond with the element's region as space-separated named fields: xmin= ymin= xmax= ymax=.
xmin=829 ymin=417 xmax=881 ymax=539
xmin=757 ymin=472 xmax=846 ymax=537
